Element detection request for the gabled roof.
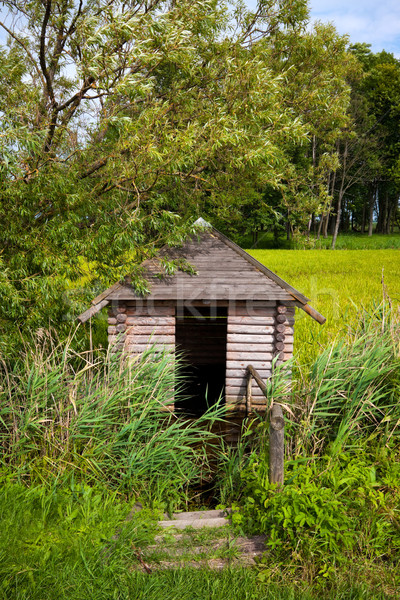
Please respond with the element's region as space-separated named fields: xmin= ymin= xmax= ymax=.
xmin=77 ymin=224 xmax=326 ymax=324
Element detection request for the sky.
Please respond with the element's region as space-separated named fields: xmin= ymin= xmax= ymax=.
xmin=309 ymin=0 xmax=400 ymax=57
xmin=244 ymin=0 xmax=400 ymax=57
xmin=1 ymin=1 xmax=400 ymax=58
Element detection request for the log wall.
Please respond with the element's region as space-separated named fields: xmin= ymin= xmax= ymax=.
xmin=108 ymin=301 xmax=175 ymax=354
xmin=108 ymin=299 xmax=295 ymax=416
xmin=225 ymin=301 xmax=295 ymax=412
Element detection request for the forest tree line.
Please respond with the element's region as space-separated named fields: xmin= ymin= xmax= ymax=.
xmin=0 ymin=0 xmax=399 ymax=348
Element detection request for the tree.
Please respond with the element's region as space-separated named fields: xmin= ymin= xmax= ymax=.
xmin=0 ymin=0 xmax=312 ymax=350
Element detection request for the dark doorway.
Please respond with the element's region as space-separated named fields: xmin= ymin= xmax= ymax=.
xmin=175 ymin=306 xmax=227 ymax=416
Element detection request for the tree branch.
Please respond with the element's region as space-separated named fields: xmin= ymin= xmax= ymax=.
xmin=0 ymin=20 xmax=45 ymax=87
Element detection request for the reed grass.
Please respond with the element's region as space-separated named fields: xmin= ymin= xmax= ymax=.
xmin=0 ymin=331 xmax=223 ymax=504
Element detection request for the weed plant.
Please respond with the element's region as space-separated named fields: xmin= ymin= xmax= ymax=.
xmin=234 ymin=303 xmax=400 ymax=593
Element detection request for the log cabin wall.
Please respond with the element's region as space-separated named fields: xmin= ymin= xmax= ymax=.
xmin=108 ymin=301 xmax=175 ymax=355
xmin=225 ymin=301 xmax=295 ymax=412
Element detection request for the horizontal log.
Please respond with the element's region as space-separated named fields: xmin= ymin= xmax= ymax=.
xmin=226 ymin=360 xmax=272 ymax=370
xmin=127 ymin=326 xmax=175 ymax=335
xmin=226 ymin=377 xmax=270 ymax=390
xmin=227 ymin=324 xmax=275 ymax=334
xmin=229 ymin=307 xmax=277 ymax=317
xmin=227 ymin=351 xmax=274 ymax=361
xmin=277 ymin=305 xmax=287 ymax=314
xmin=275 ymin=342 xmax=285 ymax=352
xmin=247 ymin=398 xmax=269 ymax=406
xmin=228 ymin=316 xmax=275 ymax=325
xmin=108 ymin=317 xmax=117 ymax=326
xmin=227 ymin=343 xmax=274 ymax=352
xmin=116 ymin=313 xmax=127 ymax=323
xmin=227 ymin=334 xmax=274 ymax=344
xmin=275 ymin=333 xmax=285 ymax=342
xmin=226 ymin=369 xmax=271 ymax=380
xmin=126 ymin=316 xmax=175 ymax=326
xmin=125 ymin=307 xmax=175 ymax=317
xmin=126 ymin=335 xmax=175 ymax=344
xmin=126 ymin=344 xmax=175 ymax=353
xmin=225 ymin=386 xmax=264 ymax=397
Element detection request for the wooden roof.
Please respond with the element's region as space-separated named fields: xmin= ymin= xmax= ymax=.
xmin=77 ymin=225 xmax=326 ymax=324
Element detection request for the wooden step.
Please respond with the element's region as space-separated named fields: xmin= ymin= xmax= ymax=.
xmin=158 ymin=516 xmax=229 ymax=529
xmin=164 ymin=509 xmax=229 ymax=521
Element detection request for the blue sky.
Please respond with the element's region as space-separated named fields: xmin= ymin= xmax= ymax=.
xmin=1 ymin=2 xmax=399 ymax=58
xmin=309 ymin=0 xmax=400 ymax=56
xmin=246 ymin=0 xmax=400 ymax=57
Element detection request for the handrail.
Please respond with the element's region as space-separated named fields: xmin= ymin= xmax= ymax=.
xmin=246 ymin=364 xmax=284 ymax=486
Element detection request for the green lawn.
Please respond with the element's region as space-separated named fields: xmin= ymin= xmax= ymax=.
xmin=248 ymin=248 xmax=400 ymax=364
xmin=0 ymin=483 xmax=391 ymax=600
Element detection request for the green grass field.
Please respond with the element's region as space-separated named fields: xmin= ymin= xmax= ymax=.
xmin=248 ymin=249 xmax=400 ymax=364
xmin=240 ymin=232 xmax=400 ymax=250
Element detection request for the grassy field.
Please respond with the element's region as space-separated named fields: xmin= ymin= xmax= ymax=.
xmin=240 ymin=232 xmax=400 ymax=250
xmin=248 ymin=248 xmax=400 ymax=364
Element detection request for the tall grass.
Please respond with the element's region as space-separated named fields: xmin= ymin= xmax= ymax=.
xmin=291 ymin=301 xmax=400 ymax=456
xmin=0 ymin=331 xmax=222 ymax=504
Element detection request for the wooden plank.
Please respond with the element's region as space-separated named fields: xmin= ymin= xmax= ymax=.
xmin=125 ymin=306 xmax=175 ymax=317
xmin=227 ymin=324 xmax=275 ymax=334
xmin=126 ymin=326 xmax=175 ymax=335
xmin=227 ymin=360 xmax=272 ymax=370
xmin=91 ymin=282 xmax=122 ymax=306
xmin=126 ymin=344 xmax=175 ymax=352
xmin=226 ymin=370 xmax=271 ymax=380
xmin=227 ymin=316 xmax=275 ymax=325
xmin=126 ymin=316 xmax=175 ymax=326
xmin=227 ymin=351 xmax=274 ymax=361
xmin=227 ymin=343 xmax=274 ymax=352
xmin=226 ymin=377 xmax=270 ymax=388
xmin=229 ymin=306 xmax=277 ymax=317
xmin=227 ymin=334 xmax=274 ymax=344
xmin=126 ymin=335 xmax=175 ymax=344
xmin=225 ymin=386 xmax=264 ymax=397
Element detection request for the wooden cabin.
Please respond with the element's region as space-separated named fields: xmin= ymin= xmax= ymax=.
xmin=78 ymin=221 xmax=325 ymax=415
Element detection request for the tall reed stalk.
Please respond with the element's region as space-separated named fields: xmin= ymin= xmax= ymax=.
xmin=291 ymin=301 xmax=400 ymax=457
xmin=0 ymin=330 xmax=222 ymax=503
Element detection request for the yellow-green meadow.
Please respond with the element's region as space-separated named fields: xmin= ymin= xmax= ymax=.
xmin=248 ymin=249 xmax=400 ymax=364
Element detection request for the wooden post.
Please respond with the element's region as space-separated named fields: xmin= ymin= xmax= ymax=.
xmin=247 ymin=365 xmax=285 ymax=486
xmin=269 ymin=404 xmax=284 ymax=486
xmin=246 ymin=370 xmax=252 ymax=415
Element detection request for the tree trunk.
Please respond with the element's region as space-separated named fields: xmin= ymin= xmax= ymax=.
xmin=368 ymin=184 xmax=375 ymax=237
xmin=361 ymin=199 xmax=366 ymax=234
xmin=332 ymin=141 xmax=348 ymax=249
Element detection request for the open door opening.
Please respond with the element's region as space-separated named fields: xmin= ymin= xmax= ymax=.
xmin=175 ymin=306 xmax=227 ymax=416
